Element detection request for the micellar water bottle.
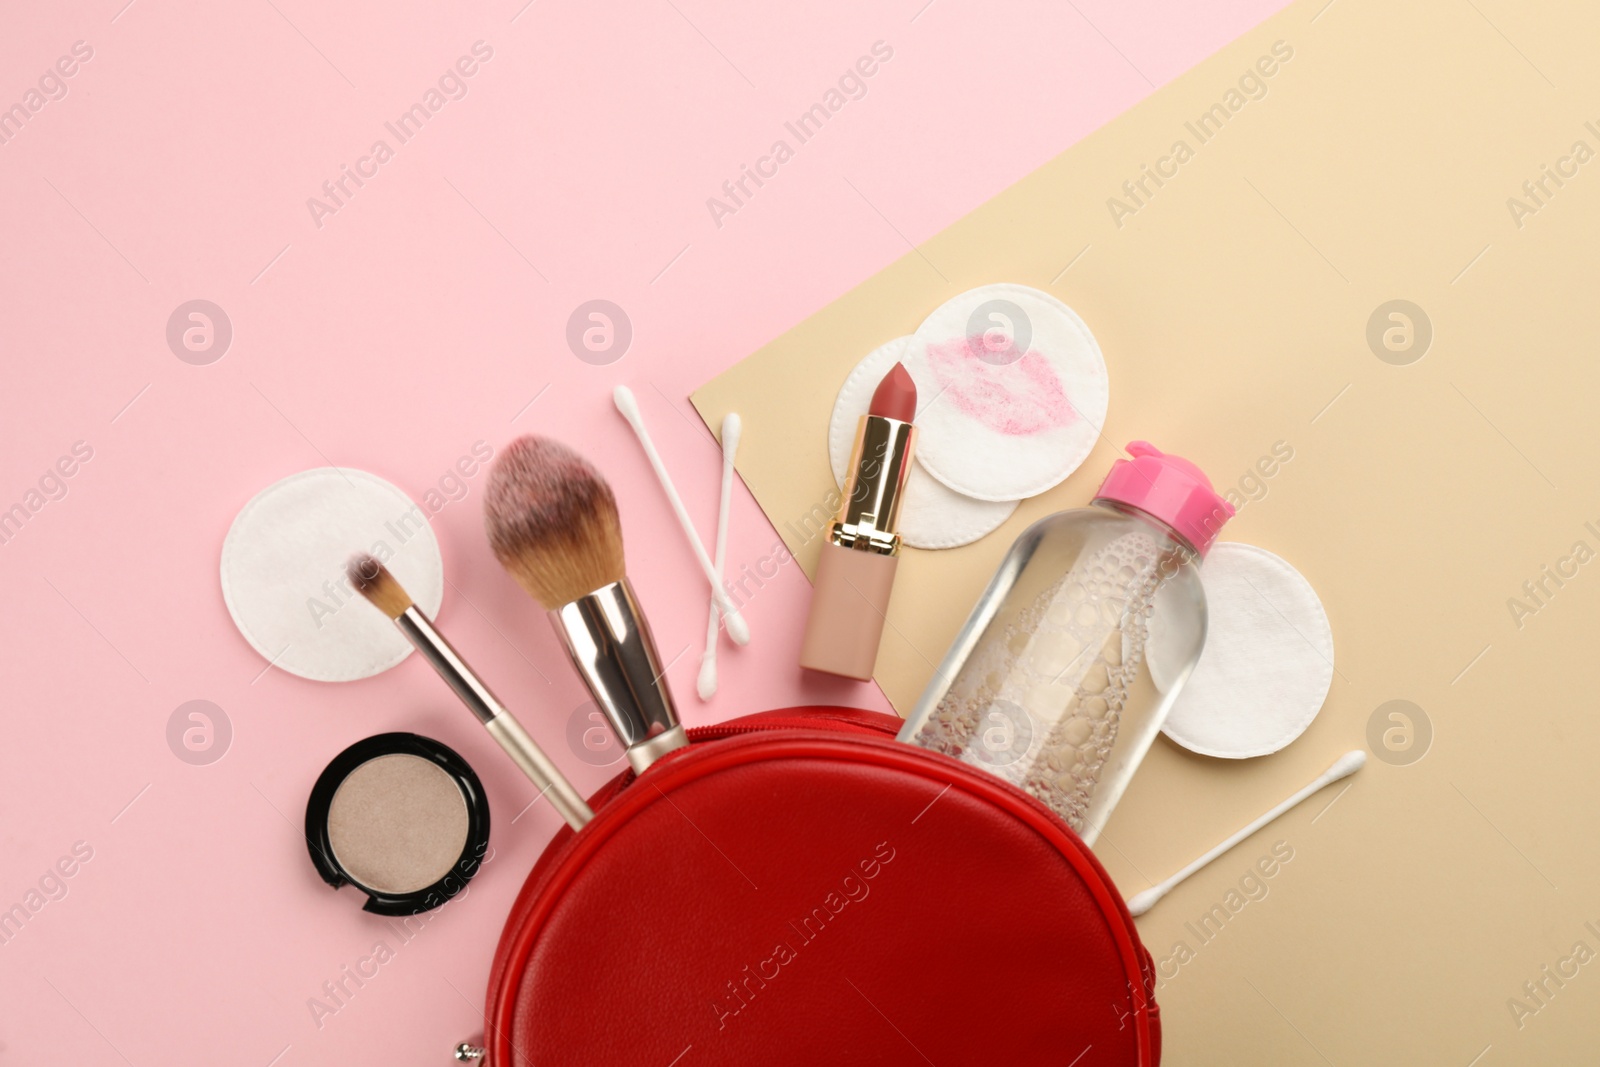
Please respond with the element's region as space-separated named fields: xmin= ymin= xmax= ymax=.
xmin=898 ymin=442 xmax=1233 ymax=844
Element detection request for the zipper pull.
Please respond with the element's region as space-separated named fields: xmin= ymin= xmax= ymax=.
xmin=453 ymin=1041 xmax=485 ymax=1061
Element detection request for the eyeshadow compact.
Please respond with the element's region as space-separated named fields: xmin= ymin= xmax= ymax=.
xmin=305 ymin=732 xmax=490 ymax=915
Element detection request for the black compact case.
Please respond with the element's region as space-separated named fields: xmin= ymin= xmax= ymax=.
xmin=305 ymin=732 xmax=491 ymax=915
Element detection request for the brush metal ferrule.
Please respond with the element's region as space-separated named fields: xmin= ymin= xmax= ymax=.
xmin=828 ymin=414 xmax=916 ymax=556
xmin=397 ymin=607 xmax=501 ymax=725
xmin=550 ymin=578 xmax=687 ymax=774
xmin=397 ymin=606 xmax=593 ymax=830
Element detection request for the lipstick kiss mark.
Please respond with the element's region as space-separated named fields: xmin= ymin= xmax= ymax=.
xmin=924 ymin=337 xmax=1073 ymax=436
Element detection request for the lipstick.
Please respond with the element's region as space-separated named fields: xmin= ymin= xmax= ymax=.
xmin=799 ymin=362 xmax=919 ymax=680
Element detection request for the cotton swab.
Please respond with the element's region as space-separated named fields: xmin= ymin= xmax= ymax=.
xmin=1126 ymin=749 xmax=1367 ymax=917
xmin=612 ymin=386 xmax=750 ymax=646
xmin=698 ymin=413 xmax=742 ymax=699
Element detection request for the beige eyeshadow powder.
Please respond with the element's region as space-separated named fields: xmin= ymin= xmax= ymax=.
xmin=326 ymin=753 xmax=470 ymax=895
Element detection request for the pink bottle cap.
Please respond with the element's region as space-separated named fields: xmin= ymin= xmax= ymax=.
xmin=1093 ymin=441 xmax=1234 ymax=556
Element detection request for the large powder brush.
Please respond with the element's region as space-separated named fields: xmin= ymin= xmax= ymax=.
xmin=485 ymin=436 xmax=687 ymax=772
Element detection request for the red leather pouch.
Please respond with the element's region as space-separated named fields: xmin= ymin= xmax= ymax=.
xmin=480 ymin=706 xmax=1160 ymax=1065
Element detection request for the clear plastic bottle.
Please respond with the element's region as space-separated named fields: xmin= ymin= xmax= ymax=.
xmin=898 ymin=442 xmax=1234 ymax=844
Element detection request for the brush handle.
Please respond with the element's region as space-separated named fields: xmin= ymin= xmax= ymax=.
xmin=396 ymin=608 xmax=593 ymax=830
xmin=698 ymin=414 xmax=742 ymax=700
xmin=1126 ymin=750 xmax=1366 ymax=917
xmin=486 ymin=714 xmax=594 ymax=830
xmin=614 ymin=386 xmax=750 ymax=646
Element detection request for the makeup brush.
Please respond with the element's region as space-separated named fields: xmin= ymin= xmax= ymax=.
xmin=612 ymin=386 xmax=750 ymax=646
xmin=697 ymin=412 xmax=741 ymax=700
xmin=346 ymin=553 xmax=593 ymax=831
xmin=1126 ymin=750 xmax=1366 ymax=917
xmin=484 ymin=435 xmax=689 ymax=773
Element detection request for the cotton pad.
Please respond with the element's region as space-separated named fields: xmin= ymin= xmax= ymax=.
xmin=1154 ymin=542 xmax=1335 ymax=759
xmin=221 ymin=468 xmax=445 ymax=682
xmin=905 ymin=284 xmax=1109 ymax=502
xmin=829 ymin=336 xmax=1017 ymax=549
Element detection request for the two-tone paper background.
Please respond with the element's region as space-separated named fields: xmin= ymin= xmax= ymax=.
xmin=697 ymin=0 xmax=1600 ymax=1059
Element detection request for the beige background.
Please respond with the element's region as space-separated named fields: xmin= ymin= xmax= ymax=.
xmin=694 ymin=0 xmax=1600 ymax=1060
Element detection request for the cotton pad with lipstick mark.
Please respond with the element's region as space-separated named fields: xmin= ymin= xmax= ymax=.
xmin=828 ymin=336 xmax=1018 ymax=549
xmin=906 ymin=284 xmax=1109 ymax=502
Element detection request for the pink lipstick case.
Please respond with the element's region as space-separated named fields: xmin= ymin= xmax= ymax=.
xmin=799 ymin=542 xmax=899 ymax=680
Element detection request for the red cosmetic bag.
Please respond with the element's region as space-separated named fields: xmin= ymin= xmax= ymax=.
xmin=479 ymin=706 xmax=1161 ymax=1065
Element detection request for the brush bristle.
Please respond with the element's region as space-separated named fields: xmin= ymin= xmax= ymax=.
xmin=347 ymin=553 xmax=413 ymax=619
xmin=484 ymin=436 xmax=625 ymax=608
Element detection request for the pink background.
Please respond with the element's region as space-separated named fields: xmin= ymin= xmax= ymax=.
xmin=0 ymin=0 xmax=1285 ymax=1061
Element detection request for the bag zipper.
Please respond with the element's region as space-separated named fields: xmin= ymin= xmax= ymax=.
xmin=685 ymin=707 xmax=899 ymax=740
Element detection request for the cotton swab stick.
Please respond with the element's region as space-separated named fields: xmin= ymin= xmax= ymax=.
xmin=613 ymin=386 xmax=750 ymax=646
xmin=1126 ymin=749 xmax=1367 ymax=917
xmin=698 ymin=413 xmax=742 ymax=699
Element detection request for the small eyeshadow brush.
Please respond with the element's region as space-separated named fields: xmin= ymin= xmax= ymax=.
xmin=347 ymin=554 xmax=592 ymax=831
